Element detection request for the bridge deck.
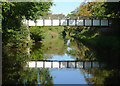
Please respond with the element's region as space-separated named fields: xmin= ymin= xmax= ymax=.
xmin=26 ymin=61 xmax=100 ymax=69
xmin=23 ymin=19 xmax=109 ymax=26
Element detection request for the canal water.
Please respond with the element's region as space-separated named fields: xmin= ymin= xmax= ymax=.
xmin=26 ymin=37 xmax=97 ymax=85
xmin=3 ymin=32 xmax=100 ymax=85
xmin=44 ymin=38 xmax=76 ymax=61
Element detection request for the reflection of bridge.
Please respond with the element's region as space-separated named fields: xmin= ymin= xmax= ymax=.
xmin=23 ymin=16 xmax=109 ymax=26
xmin=26 ymin=60 xmax=100 ymax=69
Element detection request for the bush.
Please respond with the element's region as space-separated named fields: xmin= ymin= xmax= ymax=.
xmin=29 ymin=26 xmax=44 ymax=42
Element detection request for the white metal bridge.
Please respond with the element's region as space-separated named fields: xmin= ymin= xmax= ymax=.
xmin=26 ymin=60 xmax=100 ymax=69
xmin=23 ymin=16 xmax=109 ymax=26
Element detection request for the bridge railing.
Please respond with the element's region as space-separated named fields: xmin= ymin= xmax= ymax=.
xmin=22 ymin=16 xmax=113 ymax=26
xmin=26 ymin=61 xmax=100 ymax=69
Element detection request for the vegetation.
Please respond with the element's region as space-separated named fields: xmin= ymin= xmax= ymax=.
xmin=36 ymin=26 xmax=66 ymax=55
xmin=67 ymin=2 xmax=120 ymax=85
xmin=67 ymin=2 xmax=120 ymax=18
xmin=67 ymin=2 xmax=120 ymax=67
xmin=2 ymin=47 xmax=53 ymax=85
xmin=29 ymin=27 xmax=44 ymax=42
xmin=2 ymin=2 xmax=53 ymax=47
xmin=2 ymin=1 xmax=54 ymax=85
xmin=2 ymin=1 xmax=120 ymax=85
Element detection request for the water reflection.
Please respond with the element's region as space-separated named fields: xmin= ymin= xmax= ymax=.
xmin=50 ymin=68 xmax=88 ymax=84
xmin=2 ymin=31 xmax=105 ymax=85
xmin=3 ymin=49 xmax=103 ymax=85
xmin=45 ymin=53 xmax=75 ymax=61
xmin=2 ymin=37 xmax=101 ymax=85
xmin=26 ymin=61 xmax=100 ymax=69
xmin=23 ymin=68 xmax=53 ymax=85
xmin=39 ymin=36 xmax=90 ymax=61
xmin=34 ymin=36 xmax=79 ymax=61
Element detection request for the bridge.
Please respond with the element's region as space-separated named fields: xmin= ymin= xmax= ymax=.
xmin=26 ymin=60 xmax=100 ymax=69
xmin=22 ymin=16 xmax=109 ymax=27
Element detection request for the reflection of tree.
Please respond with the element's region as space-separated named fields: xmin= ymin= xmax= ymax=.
xmin=78 ymin=35 xmax=120 ymax=85
xmin=91 ymin=68 xmax=114 ymax=85
xmin=81 ymin=68 xmax=114 ymax=85
xmin=43 ymin=38 xmax=67 ymax=55
xmin=2 ymin=47 xmax=29 ymax=85
xmin=30 ymin=45 xmax=47 ymax=60
xmin=66 ymin=39 xmax=96 ymax=61
xmin=81 ymin=68 xmax=94 ymax=85
xmin=22 ymin=68 xmax=53 ymax=85
xmin=35 ymin=26 xmax=67 ymax=55
xmin=2 ymin=47 xmax=53 ymax=85
xmin=39 ymin=68 xmax=53 ymax=85
xmin=42 ymin=35 xmax=67 ymax=55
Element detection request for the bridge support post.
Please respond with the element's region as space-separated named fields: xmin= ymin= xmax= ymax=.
xmin=83 ymin=61 xmax=85 ymax=69
xmin=51 ymin=61 xmax=53 ymax=68
xmin=67 ymin=19 xmax=69 ymax=26
xmin=59 ymin=19 xmax=61 ymax=26
xmin=91 ymin=19 xmax=93 ymax=27
xmin=100 ymin=19 xmax=101 ymax=26
xmin=35 ymin=61 xmax=37 ymax=68
xmin=59 ymin=61 xmax=61 ymax=68
xmin=26 ymin=20 xmax=30 ymax=41
xmin=43 ymin=61 xmax=45 ymax=68
xmin=75 ymin=61 xmax=77 ymax=68
xmin=67 ymin=61 xmax=69 ymax=68
xmin=43 ymin=19 xmax=45 ymax=26
xmin=75 ymin=19 xmax=77 ymax=26
xmin=83 ymin=19 xmax=85 ymax=26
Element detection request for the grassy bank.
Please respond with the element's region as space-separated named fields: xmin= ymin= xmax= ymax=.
xmin=29 ymin=26 xmax=64 ymax=42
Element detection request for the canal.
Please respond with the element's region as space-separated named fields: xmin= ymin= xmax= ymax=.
xmin=2 ymin=26 xmax=115 ymax=85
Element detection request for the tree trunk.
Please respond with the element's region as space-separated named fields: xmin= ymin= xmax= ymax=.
xmin=27 ymin=20 xmax=30 ymax=41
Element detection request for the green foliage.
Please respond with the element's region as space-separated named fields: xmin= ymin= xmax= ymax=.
xmin=4 ymin=25 xmax=31 ymax=48
xmin=66 ymin=39 xmax=96 ymax=61
xmin=71 ymin=27 xmax=99 ymax=40
xmin=2 ymin=2 xmax=53 ymax=46
xmin=29 ymin=26 xmax=44 ymax=42
xmin=30 ymin=48 xmax=46 ymax=60
xmin=37 ymin=26 xmax=66 ymax=55
xmin=29 ymin=26 xmax=64 ymax=43
xmin=2 ymin=47 xmax=30 ymax=84
xmin=104 ymin=2 xmax=120 ymax=18
xmin=29 ymin=26 xmax=67 ymax=60
xmin=2 ymin=46 xmax=53 ymax=85
xmin=68 ymin=2 xmax=120 ymax=18
xmin=22 ymin=68 xmax=53 ymax=85
xmin=90 ymin=2 xmax=106 ymax=18
xmin=74 ymin=27 xmax=120 ymax=68
xmin=89 ymin=68 xmax=113 ymax=85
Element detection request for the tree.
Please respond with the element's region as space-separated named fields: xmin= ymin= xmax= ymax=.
xmin=2 ymin=2 xmax=53 ymax=46
xmin=67 ymin=2 xmax=92 ymax=18
xmin=69 ymin=2 xmax=120 ymax=18
xmin=104 ymin=2 xmax=120 ymax=18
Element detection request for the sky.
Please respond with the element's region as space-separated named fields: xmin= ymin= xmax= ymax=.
xmin=50 ymin=0 xmax=93 ymax=16
xmin=50 ymin=2 xmax=82 ymax=16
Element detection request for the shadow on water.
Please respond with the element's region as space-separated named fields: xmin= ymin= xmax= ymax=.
xmin=73 ymin=35 xmax=120 ymax=85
